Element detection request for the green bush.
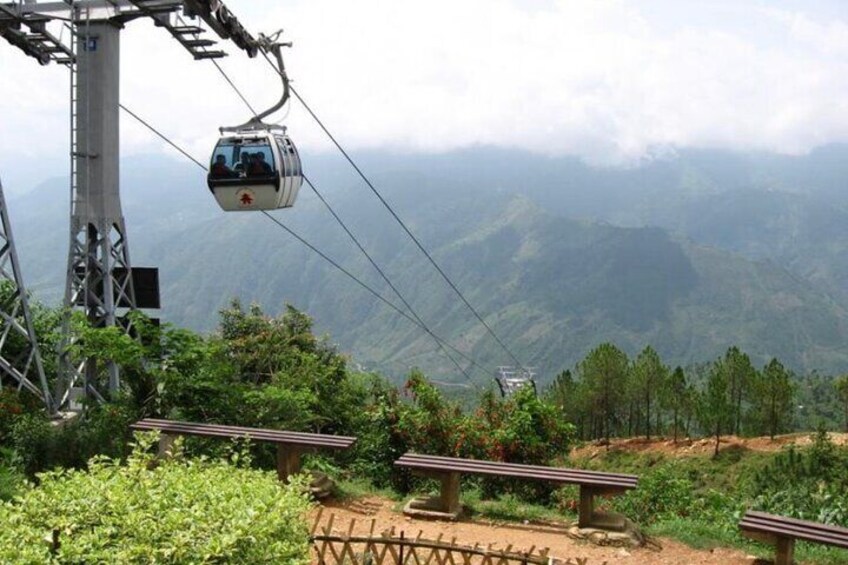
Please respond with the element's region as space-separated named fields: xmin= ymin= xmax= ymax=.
xmin=388 ymin=373 xmax=574 ymax=466
xmin=0 ymin=447 xmax=25 ymax=501
xmin=0 ymin=433 xmax=313 ymax=564
xmin=11 ymin=403 xmax=136 ymax=475
xmin=613 ymin=464 xmax=695 ymax=524
xmin=9 ymin=413 xmax=53 ymax=475
xmin=750 ymin=430 xmax=848 ymax=526
xmin=345 ymin=382 xmax=405 ymax=487
xmin=0 ymin=389 xmax=25 ymax=442
xmin=379 ymin=373 xmax=575 ymax=499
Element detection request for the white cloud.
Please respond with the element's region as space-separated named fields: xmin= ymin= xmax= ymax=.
xmin=2 ymin=0 xmax=848 ymax=189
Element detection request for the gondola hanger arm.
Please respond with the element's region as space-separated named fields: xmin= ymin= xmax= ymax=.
xmin=220 ymin=29 xmax=292 ymax=133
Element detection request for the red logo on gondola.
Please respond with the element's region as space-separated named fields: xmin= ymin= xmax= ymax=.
xmin=236 ymin=188 xmax=256 ymax=208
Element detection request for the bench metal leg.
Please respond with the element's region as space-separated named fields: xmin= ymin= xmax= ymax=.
xmin=775 ymin=536 xmax=795 ymax=565
xmin=276 ymin=444 xmax=302 ymax=482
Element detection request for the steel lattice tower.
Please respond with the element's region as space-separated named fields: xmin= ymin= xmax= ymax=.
xmin=0 ymin=175 xmax=52 ymax=410
xmin=0 ymin=0 xmax=261 ymax=410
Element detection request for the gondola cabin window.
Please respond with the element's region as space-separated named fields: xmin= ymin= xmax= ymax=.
xmin=211 ymin=138 xmax=277 ymax=179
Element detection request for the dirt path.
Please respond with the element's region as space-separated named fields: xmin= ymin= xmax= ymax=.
xmin=570 ymin=432 xmax=848 ymax=460
xmin=309 ymin=496 xmax=759 ymax=564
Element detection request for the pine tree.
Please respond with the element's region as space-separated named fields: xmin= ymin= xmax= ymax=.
xmin=579 ymin=343 xmax=629 ymax=445
xmin=724 ymin=347 xmax=755 ymax=436
xmin=699 ymin=357 xmax=734 ymax=457
xmin=631 ymin=346 xmax=668 ymax=440
xmin=661 ymin=366 xmax=688 ymax=442
xmin=752 ymin=358 xmax=795 ymax=440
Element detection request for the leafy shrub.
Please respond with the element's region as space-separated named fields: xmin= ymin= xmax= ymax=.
xmin=378 ymin=372 xmax=575 ymax=499
xmin=0 ymin=388 xmax=25 ymax=442
xmin=613 ymin=464 xmax=695 ymax=524
xmin=345 ymin=378 xmax=406 ymax=487
xmin=0 ymin=433 xmax=313 ymax=563
xmin=0 ymin=447 xmax=25 ymax=501
xmin=387 ymin=373 xmax=574 ymax=465
xmin=11 ymin=402 xmax=138 ymax=475
xmin=0 ymin=387 xmax=46 ymax=444
xmin=9 ymin=413 xmax=54 ymax=475
xmin=750 ymin=430 xmax=848 ymax=526
xmin=755 ymin=484 xmax=848 ymax=525
xmin=470 ymin=386 xmax=574 ymax=464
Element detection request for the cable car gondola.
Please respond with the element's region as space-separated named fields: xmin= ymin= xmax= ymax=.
xmin=208 ymin=124 xmax=302 ymax=211
xmin=207 ymin=32 xmax=302 ymax=212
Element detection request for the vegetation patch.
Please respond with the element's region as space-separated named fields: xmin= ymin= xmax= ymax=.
xmin=0 ymin=433 xmax=313 ymax=564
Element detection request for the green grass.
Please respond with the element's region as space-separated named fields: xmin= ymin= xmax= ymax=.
xmin=568 ymin=444 xmax=775 ymax=495
xmin=461 ymin=489 xmax=567 ymax=524
xmin=649 ymin=517 xmax=848 ymax=565
xmin=648 ymin=517 xmax=756 ymax=552
xmin=333 ymin=476 xmax=403 ymax=502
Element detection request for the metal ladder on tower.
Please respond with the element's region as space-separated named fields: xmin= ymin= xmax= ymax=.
xmin=69 ymin=23 xmax=78 ymax=213
xmin=57 ymin=11 xmax=87 ymax=412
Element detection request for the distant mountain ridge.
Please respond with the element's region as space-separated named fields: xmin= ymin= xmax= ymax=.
xmin=9 ymin=145 xmax=848 ymax=383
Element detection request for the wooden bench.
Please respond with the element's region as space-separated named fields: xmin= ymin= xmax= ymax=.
xmin=739 ymin=510 xmax=848 ymax=565
xmin=394 ymin=453 xmax=638 ymax=529
xmin=131 ymin=418 xmax=356 ymax=484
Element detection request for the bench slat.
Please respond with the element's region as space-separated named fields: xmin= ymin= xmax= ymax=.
xmin=131 ymin=418 xmax=356 ymax=449
xmin=137 ymin=417 xmax=352 ymax=441
xmin=398 ymin=461 xmax=635 ymax=488
xmin=740 ymin=511 xmax=848 ymax=550
xmin=133 ymin=419 xmax=355 ymax=446
xmin=741 ymin=522 xmax=848 ymax=549
xmin=396 ymin=453 xmax=638 ymax=482
xmin=395 ymin=453 xmax=637 ymax=489
xmin=135 ymin=418 xmax=356 ymax=445
xmin=399 ymin=466 xmax=635 ymax=489
xmin=398 ymin=453 xmax=637 ymax=481
xmin=743 ymin=511 xmax=848 ymax=538
xmin=131 ymin=424 xmax=343 ymax=447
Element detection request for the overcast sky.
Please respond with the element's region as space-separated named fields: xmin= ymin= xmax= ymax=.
xmin=2 ymin=0 xmax=848 ymax=192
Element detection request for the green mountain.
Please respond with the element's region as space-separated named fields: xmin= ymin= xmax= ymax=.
xmin=8 ymin=148 xmax=848 ymax=384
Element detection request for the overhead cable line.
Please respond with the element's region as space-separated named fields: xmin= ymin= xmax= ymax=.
xmin=119 ymin=104 xmax=206 ymax=169
xmin=118 ymin=104 xmax=489 ymax=383
xmin=210 ymin=60 xmax=258 ymax=117
xmin=259 ymin=210 xmax=488 ymax=382
xmin=305 ymin=174 xmax=475 ymax=382
xmin=259 ymin=51 xmax=525 ymax=369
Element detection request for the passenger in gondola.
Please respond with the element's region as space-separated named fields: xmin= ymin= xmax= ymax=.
xmin=233 ymin=153 xmax=251 ymax=176
xmin=247 ymin=153 xmax=263 ymax=177
xmin=247 ymin=152 xmax=273 ymax=176
xmin=256 ymin=152 xmax=273 ymax=175
xmin=210 ymin=154 xmax=233 ymax=178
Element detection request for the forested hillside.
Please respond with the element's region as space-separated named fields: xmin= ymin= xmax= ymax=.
xmin=10 ymin=146 xmax=848 ymax=382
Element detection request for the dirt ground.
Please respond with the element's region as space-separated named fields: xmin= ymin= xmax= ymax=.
xmin=308 ymin=434 xmax=848 ymax=563
xmin=570 ymin=432 xmax=848 ymax=460
xmin=309 ymin=496 xmax=761 ymax=565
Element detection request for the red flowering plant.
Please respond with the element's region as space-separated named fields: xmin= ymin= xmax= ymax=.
xmin=382 ymin=371 xmax=577 ymax=502
xmin=389 ymin=373 xmax=575 ymax=464
xmin=392 ymin=370 xmax=463 ymax=457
